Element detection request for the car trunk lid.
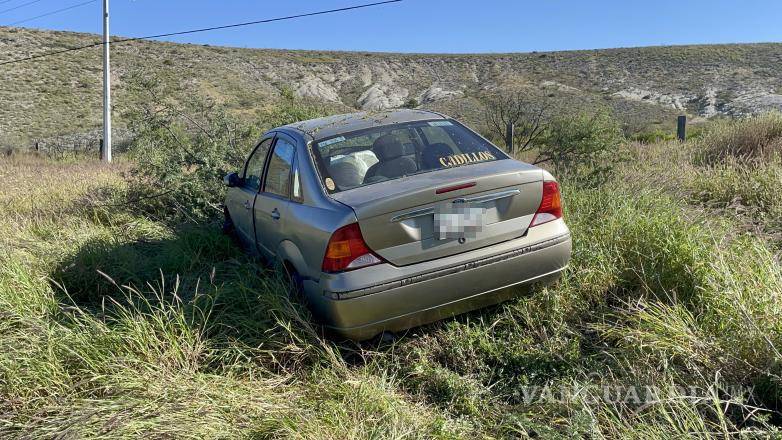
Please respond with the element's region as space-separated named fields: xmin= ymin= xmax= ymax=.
xmin=330 ymin=160 xmax=543 ymax=266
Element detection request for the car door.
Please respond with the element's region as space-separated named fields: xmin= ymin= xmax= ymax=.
xmin=226 ymin=136 xmax=273 ymax=247
xmin=254 ymin=133 xmax=297 ymax=259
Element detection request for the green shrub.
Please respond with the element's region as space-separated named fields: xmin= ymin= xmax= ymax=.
xmin=124 ymin=76 xmax=327 ymax=222
xmin=124 ymin=76 xmax=258 ymax=221
xmin=482 ymin=93 xmax=625 ymax=183
xmin=541 ymin=110 xmax=626 ymax=184
xmin=259 ymin=95 xmax=330 ymax=129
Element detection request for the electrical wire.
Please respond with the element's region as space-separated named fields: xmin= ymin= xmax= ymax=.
xmin=0 ymin=0 xmax=402 ymax=66
xmin=0 ymin=0 xmax=45 ymax=15
xmin=9 ymin=0 xmax=96 ymax=26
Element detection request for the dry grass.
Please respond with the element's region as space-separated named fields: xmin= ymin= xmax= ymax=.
xmin=3 ymin=123 xmax=782 ymax=437
xmin=696 ymin=112 xmax=782 ymax=164
xmin=621 ymin=113 xmax=782 ymax=244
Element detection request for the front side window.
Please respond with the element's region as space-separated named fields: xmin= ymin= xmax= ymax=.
xmin=243 ymin=137 xmax=273 ymax=192
xmin=264 ymin=137 xmax=296 ymax=197
xmin=311 ymin=119 xmax=505 ymax=193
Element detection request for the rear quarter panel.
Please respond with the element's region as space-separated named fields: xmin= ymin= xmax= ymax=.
xmin=279 ymin=202 xmax=356 ymax=280
xmin=272 ymin=128 xmax=357 ymax=281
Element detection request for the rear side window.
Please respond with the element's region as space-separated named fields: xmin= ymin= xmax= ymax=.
xmin=291 ymin=162 xmax=303 ymax=203
xmin=264 ymin=137 xmax=296 ymax=197
xmin=311 ymin=119 xmax=505 ymax=193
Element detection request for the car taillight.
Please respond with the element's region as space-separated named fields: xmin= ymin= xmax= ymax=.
xmin=531 ymin=181 xmax=563 ymax=227
xmin=322 ymin=223 xmax=384 ymax=273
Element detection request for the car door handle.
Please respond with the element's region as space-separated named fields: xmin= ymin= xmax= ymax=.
xmin=270 ymin=208 xmax=281 ymax=220
xmin=243 ymin=200 xmax=252 ymax=210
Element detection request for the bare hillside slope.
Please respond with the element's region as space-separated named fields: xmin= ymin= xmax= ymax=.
xmin=2 ymin=26 xmax=782 ymax=146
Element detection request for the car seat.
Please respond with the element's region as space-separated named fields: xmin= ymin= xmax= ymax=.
xmin=363 ymin=134 xmax=418 ymax=183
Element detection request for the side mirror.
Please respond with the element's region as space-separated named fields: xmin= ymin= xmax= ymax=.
xmin=224 ymin=172 xmax=241 ymax=188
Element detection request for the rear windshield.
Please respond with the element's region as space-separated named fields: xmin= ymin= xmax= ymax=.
xmin=310 ymin=119 xmax=506 ymax=193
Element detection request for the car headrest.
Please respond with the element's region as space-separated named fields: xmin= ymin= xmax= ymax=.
xmin=372 ymin=134 xmax=405 ymax=160
xmin=422 ymin=142 xmax=454 ymax=169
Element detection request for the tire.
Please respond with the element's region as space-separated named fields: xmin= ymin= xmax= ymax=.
xmin=379 ymin=331 xmax=397 ymax=343
xmin=283 ymin=262 xmax=305 ymax=299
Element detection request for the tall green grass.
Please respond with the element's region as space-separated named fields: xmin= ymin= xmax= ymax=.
xmin=621 ymin=112 xmax=782 ymax=244
xmin=2 ymin=129 xmax=782 ymax=438
xmin=0 ymin=157 xmax=459 ymax=438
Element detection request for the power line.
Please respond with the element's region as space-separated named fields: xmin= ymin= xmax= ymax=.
xmin=9 ymin=0 xmax=96 ymax=26
xmin=0 ymin=0 xmax=21 ymax=5
xmin=0 ymin=0 xmax=45 ymax=15
xmin=120 ymin=0 xmax=403 ymax=42
xmin=0 ymin=0 xmax=403 ymax=66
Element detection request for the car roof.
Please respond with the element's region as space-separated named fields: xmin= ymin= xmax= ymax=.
xmin=281 ymin=109 xmax=446 ymax=142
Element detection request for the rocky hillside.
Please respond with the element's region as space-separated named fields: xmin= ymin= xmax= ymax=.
xmin=2 ymin=26 xmax=782 ymax=147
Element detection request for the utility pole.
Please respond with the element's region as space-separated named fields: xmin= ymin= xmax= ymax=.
xmin=102 ymin=0 xmax=112 ymax=162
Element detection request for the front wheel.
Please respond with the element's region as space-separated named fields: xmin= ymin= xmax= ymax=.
xmin=222 ymin=205 xmax=235 ymax=236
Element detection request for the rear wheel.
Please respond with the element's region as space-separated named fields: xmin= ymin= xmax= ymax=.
xmin=283 ymin=262 xmax=304 ymax=299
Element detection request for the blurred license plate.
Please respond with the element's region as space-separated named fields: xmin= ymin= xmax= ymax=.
xmin=434 ymin=204 xmax=486 ymax=240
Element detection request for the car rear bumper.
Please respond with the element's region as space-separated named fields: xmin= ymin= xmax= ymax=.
xmin=303 ymin=220 xmax=572 ymax=340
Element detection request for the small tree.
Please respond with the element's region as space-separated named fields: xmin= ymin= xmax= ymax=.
xmin=483 ymin=93 xmax=548 ymax=157
xmin=123 ymin=73 xmax=328 ymax=223
xmin=483 ymin=93 xmax=624 ymax=184
xmin=124 ymin=74 xmax=260 ymax=222
xmin=539 ymin=110 xmax=625 ymax=184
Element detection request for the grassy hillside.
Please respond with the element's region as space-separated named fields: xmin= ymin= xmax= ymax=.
xmin=2 ymin=112 xmax=782 ymax=437
xmin=3 ymin=26 xmax=782 ymax=147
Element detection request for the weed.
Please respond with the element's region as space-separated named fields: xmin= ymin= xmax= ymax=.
xmin=3 ymin=114 xmax=782 ymax=437
xmin=696 ymin=112 xmax=782 ymax=164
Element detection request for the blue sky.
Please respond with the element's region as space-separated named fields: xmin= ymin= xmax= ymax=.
xmin=3 ymin=0 xmax=782 ymax=53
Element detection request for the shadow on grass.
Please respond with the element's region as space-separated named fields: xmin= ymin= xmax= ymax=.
xmin=49 ymin=224 xmax=325 ymax=363
xmin=54 ymin=225 xmax=244 ymax=302
xmin=49 ymin=222 xmax=567 ymax=377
